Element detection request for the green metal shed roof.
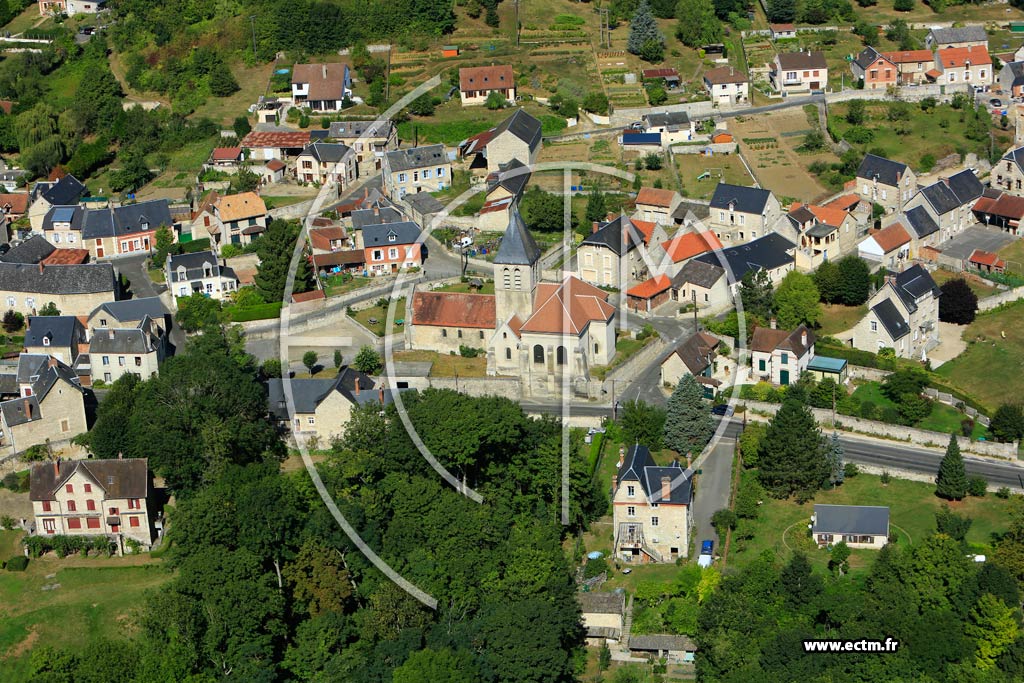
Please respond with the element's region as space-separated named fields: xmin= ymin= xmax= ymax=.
xmin=807 ymin=356 xmax=847 ymax=373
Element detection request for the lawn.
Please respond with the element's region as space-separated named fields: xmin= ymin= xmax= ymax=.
xmin=730 ymin=471 xmax=1014 ymax=574
xmin=397 ymin=100 xmax=559 ymax=145
xmin=591 ymin=332 xmax=657 ymax=380
xmin=433 ymin=280 xmax=496 ymax=294
xmin=935 ymin=300 xmax=1024 ymax=414
xmin=391 ymin=349 xmax=488 ymax=377
xmin=827 ymin=101 xmax=1014 ymax=174
xmin=930 ymin=268 xmax=998 ymax=299
xmin=0 ymin=531 xmax=171 ymax=681
xmin=817 ymin=303 xmax=866 ymax=337
xmin=851 ymin=380 xmax=987 ymax=439
xmin=2 ymin=4 xmax=44 ymax=35
xmin=674 ymin=153 xmax=755 ymax=201
xmin=348 ymin=298 xmax=407 ymax=337
xmin=998 ymin=238 xmax=1024 ymax=276
xmin=324 ymin=275 xmax=372 ymax=297
xmin=189 ymin=60 xmax=275 ymax=126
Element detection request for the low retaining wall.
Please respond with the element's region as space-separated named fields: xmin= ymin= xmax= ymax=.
xmin=739 ymin=398 xmax=1018 ymax=459
xmin=671 ymin=142 xmax=737 ymax=155
xmin=604 ymin=336 xmax=668 ymax=387
xmin=923 ymin=387 xmax=991 ymax=427
xmin=979 ymin=285 xmax=1024 ymax=312
xmin=847 ymin=364 xmax=889 ymax=382
xmin=425 ymin=376 xmax=522 ymax=400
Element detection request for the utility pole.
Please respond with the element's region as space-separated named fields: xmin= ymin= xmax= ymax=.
xmin=515 ymin=0 xmax=521 ymax=47
xmin=249 ymin=16 xmax=257 ymax=62
xmin=385 ymin=47 xmax=392 ymax=103
xmin=597 ymin=8 xmax=610 ymax=50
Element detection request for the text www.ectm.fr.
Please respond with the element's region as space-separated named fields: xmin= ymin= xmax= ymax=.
xmin=802 ymin=639 xmax=900 ymax=653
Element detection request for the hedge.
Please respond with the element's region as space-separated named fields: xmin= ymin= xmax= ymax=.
xmin=814 ymin=341 xmax=880 ymax=368
xmin=223 ymin=302 xmax=283 ymax=322
xmin=179 ymin=238 xmax=212 ymax=254
xmin=5 ymin=556 xmax=27 ymax=571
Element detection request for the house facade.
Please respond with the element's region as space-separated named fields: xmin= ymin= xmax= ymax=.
xmin=702 ymin=66 xmax=749 ymax=106
xmin=770 ymin=51 xmax=828 ymax=95
xmin=295 ymin=143 xmax=358 ymax=188
xmin=193 ymin=192 xmax=268 ymax=249
xmin=459 ymin=65 xmax=516 ymax=106
xmin=166 ymin=251 xmax=238 ymax=304
xmin=29 ymin=458 xmax=153 ymax=547
xmin=857 ymin=221 xmax=911 ymax=268
xmin=855 ymin=154 xmax=916 ymax=214
xmin=659 ymin=331 xmax=728 ymax=394
xmin=852 ymin=265 xmax=940 ymax=360
xmin=851 ymin=47 xmax=897 ymax=90
xmin=0 ymin=262 xmax=117 ymax=317
xmin=87 ymin=316 xmax=166 ymax=385
xmin=903 ymin=169 xmax=984 ymax=242
xmin=267 ymin=368 xmax=384 ymax=444
xmin=0 ymin=355 xmax=87 ymax=454
xmin=612 ymin=444 xmax=692 ymax=563
xmin=925 ymin=25 xmax=988 ymax=50
xmin=707 ymin=183 xmax=783 ymax=244
xmin=577 ymin=215 xmax=653 ymax=289
xmin=813 ymin=504 xmax=889 ymax=549
xmin=291 ymin=63 xmax=352 ymax=112
xmin=382 ymin=145 xmax=450 ymax=199
xmin=996 ymin=147 xmax=1024 ymax=195
xmin=327 ymin=120 xmax=397 ymax=175
xmin=635 ymin=188 xmax=682 ymax=224
xmin=884 ymin=50 xmax=936 ymax=85
xmin=750 ymin=323 xmax=815 ymax=386
xmin=459 ymin=109 xmax=542 ymax=173
xmin=409 ymin=291 xmax=495 ymax=354
xmin=933 ymin=46 xmax=992 ymax=86
xmin=362 ymin=221 xmax=423 ymax=275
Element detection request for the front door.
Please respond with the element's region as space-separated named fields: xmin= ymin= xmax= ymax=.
xmin=780 ymin=369 xmax=790 ymax=385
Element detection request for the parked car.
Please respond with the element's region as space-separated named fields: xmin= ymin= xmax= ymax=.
xmin=990 ymin=98 xmax=1004 ymax=108
xmin=711 ymin=404 xmax=734 ymax=416
xmin=701 ymin=539 xmax=714 ymax=555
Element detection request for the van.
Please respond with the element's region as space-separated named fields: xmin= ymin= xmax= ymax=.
xmin=455 ymin=236 xmax=473 ymax=249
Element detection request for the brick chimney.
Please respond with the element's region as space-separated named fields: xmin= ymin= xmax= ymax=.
xmin=801 ymin=329 xmax=808 ymax=348
xmin=354 ymin=376 xmax=360 ymax=395
xmin=592 ymin=221 xmax=600 ymax=234
xmin=661 ymin=476 xmax=671 ymax=501
xmin=322 ymin=64 xmax=327 ymax=80
xmin=373 ymin=205 xmax=379 ymax=216
xmin=618 ymin=447 xmax=625 ymax=467
xmin=378 ymin=387 xmax=385 ymax=405
xmin=612 ymin=473 xmax=618 ymax=489
xmin=24 ymin=399 xmax=31 ymax=420
xmin=53 ymin=458 xmax=59 ymax=476
xmin=48 ymin=357 xmax=57 ymax=368
xmin=686 ymin=453 xmax=692 ymax=469
xmin=38 ymin=263 xmax=43 ymax=274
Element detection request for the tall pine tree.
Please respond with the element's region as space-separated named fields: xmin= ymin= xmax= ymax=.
xmin=627 ymin=0 xmax=663 ymax=56
xmin=936 ymin=433 xmax=968 ymax=501
xmin=664 ymin=374 xmax=714 ymax=456
xmin=826 ymin=431 xmax=845 ymax=488
xmin=757 ymin=397 xmax=829 ymax=501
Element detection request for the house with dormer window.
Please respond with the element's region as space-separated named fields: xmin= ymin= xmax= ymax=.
xmin=29 ymin=458 xmax=153 ymax=547
xmin=382 ymin=145 xmax=450 ymax=199
xmin=0 ymin=354 xmax=87 ymax=454
xmin=42 ymin=199 xmax=174 ymax=258
xmin=165 ymin=251 xmax=238 ymax=305
xmin=192 ymin=191 xmax=268 ymax=251
xmin=750 ymin=322 xmax=815 ymax=386
xmin=852 ymin=265 xmax=941 ymax=360
xmin=612 ymin=444 xmax=693 ymax=564
xmin=855 ymin=154 xmax=916 ymax=215
xmin=361 ymin=221 xmax=423 ymax=275
xmin=23 ymin=316 xmax=87 ymax=365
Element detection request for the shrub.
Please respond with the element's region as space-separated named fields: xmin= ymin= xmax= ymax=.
xmin=458 ymin=345 xmax=481 ymax=358
xmin=844 ymin=462 xmax=860 ymax=478
xmin=881 ymin=406 xmax=900 ymax=424
xmin=960 ymin=418 xmax=975 ymax=438
xmin=859 ymin=400 xmax=877 ymax=420
xmin=2 ymin=310 xmax=23 ymax=333
xmin=0 ymin=515 xmax=14 ymax=530
xmin=880 ymin=470 xmax=891 ymax=485
xmin=968 ymin=476 xmax=988 ymax=497
xmin=997 ymin=487 xmax=1012 ymax=499
xmin=584 ymin=556 xmax=608 ymax=579
xmin=5 ymin=556 xmax=27 ymax=571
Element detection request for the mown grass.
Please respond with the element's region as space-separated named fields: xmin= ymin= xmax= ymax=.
xmin=817 ymin=303 xmax=866 ymax=337
xmin=392 ymin=349 xmax=488 ymax=377
xmin=348 ymin=298 xmax=407 ymax=337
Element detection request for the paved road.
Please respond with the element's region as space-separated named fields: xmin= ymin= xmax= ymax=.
xmin=690 ymin=437 xmax=735 ymax=553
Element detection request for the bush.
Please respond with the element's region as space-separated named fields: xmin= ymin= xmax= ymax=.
xmin=881 ymin=406 xmax=901 ymax=424
xmin=5 ymin=556 xmax=27 ymax=571
xmin=584 ymin=556 xmax=608 ymax=579
xmin=2 ymin=310 xmax=23 ymax=333
xmin=880 ymin=470 xmax=891 ymax=485
xmin=859 ymin=400 xmax=877 ymax=420
xmin=997 ymin=487 xmax=1012 ymax=499
xmin=968 ymin=476 xmax=987 ymax=497
xmin=960 ymin=418 xmax=975 ymax=437
xmin=844 ymin=463 xmax=860 ymax=478
xmin=458 ymin=345 xmax=482 ymax=358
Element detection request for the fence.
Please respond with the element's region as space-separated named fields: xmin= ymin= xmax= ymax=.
xmin=979 ymin=285 xmax=1024 ymax=312
xmin=923 ymin=388 xmax=991 ymax=427
xmin=739 ymin=398 xmax=1018 ymax=458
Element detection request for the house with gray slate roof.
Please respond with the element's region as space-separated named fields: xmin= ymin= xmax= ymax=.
xmin=707 ymin=182 xmax=782 ymax=244
xmin=458 ymin=109 xmax=542 ymax=173
xmin=41 ymin=199 xmax=175 ymax=258
xmin=577 ymin=215 xmax=652 ymax=289
xmin=23 ymin=315 xmax=86 ymax=366
xmin=612 ymin=444 xmax=693 ymax=564
xmin=28 ymin=175 xmax=86 ymax=231
xmin=856 ymin=154 xmax=916 ymax=214
xmin=166 ymin=251 xmax=238 ymax=306
xmin=267 ymin=367 xmax=396 ymax=444
xmin=326 ymin=119 xmax=397 ymax=175
xmin=996 ymin=145 xmax=1024 ymax=197
xmin=361 ymin=221 xmax=423 ymax=275
xmin=87 ymin=315 xmax=167 ymax=385
xmin=813 ymin=504 xmax=890 ymax=549
xmin=670 ymin=259 xmax=731 ymax=315
xmin=382 ymin=144 xmax=451 ymax=199
xmin=0 ymin=354 xmax=87 ymax=457
xmin=852 ymin=264 xmax=940 ymax=360
xmin=0 ymin=261 xmax=118 ymax=317
xmin=295 ymin=142 xmax=358 ymax=189
xmin=903 ymin=169 xmax=984 ymax=242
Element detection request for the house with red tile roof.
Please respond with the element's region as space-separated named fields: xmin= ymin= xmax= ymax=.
xmin=635 ymin=188 xmax=682 ymax=224
xmin=626 ymin=274 xmax=673 ymax=313
xmin=968 ymin=249 xmax=1006 ymax=273
xmin=659 ymin=231 xmax=723 ymax=275
xmin=932 ymin=45 xmax=992 ymax=86
xmin=459 ymin=65 xmax=515 ymax=106
xmin=291 ymin=63 xmax=352 ymax=112
xmin=882 ymin=50 xmax=935 ymax=85
xmin=857 ymin=222 xmax=911 ymax=268
xmin=786 ymin=201 xmax=859 ymax=269
xmin=240 ymin=131 xmax=312 ymax=161
xmin=208 ymin=147 xmax=243 ymax=167
xmin=972 ymin=189 xmax=1024 ymax=234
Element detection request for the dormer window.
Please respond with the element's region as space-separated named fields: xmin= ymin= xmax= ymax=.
xmin=42 ymin=336 xmax=49 ymax=346
xmin=388 ymin=233 xmax=397 ymax=242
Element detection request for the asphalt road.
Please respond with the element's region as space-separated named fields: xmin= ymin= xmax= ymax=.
xmin=690 ymin=437 xmax=735 ymax=552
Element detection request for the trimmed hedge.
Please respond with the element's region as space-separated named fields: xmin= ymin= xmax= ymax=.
xmin=5 ymin=556 xmax=27 ymax=571
xmin=179 ymin=238 xmax=212 ymax=254
xmin=223 ymin=302 xmax=283 ymax=322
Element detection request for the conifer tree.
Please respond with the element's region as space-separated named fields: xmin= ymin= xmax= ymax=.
xmin=757 ymin=397 xmax=829 ymax=500
xmin=936 ymin=434 xmax=968 ymax=501
xmin=664 ymin=374 xmax=714 ymax=456
xmin=627 ymin=0 xmax=663 ymax=56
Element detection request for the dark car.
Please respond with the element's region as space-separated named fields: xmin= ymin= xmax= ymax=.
xmin=990 ymin=98 xmax=1004 ymax=108
xmin=711 ymin=404 xmax=734 ymax=416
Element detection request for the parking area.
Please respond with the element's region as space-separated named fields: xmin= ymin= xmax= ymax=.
xmin=937 ymin=225 xmax=1017 ymax=261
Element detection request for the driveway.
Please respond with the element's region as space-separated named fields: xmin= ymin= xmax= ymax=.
xmin=110 ymin=254 xmax=187 ymax=352
xmin=928 ymin=321 xmax=968 ymax=368
xmin=937 ymin=225 xmax=1016 ymax=261
xmin=690 ymin=436 xmax=735 ymax=561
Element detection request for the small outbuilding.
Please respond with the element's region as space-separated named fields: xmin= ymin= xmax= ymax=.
xmin=628 ymin=634 xmax=697 ymax=663
xmin=805 ymin=355 xmax=848 ymax=384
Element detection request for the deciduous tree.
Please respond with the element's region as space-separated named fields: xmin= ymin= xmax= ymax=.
xmin=773 ymin=270 xmax=821 ymax=329
xmin=939 ymin=278 xmax=979 ymax=325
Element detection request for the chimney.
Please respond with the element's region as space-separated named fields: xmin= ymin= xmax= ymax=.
xmin=769 ymin=317 xmax=777 ymax=329
xmin=801 ymin=330 xmax=808 ymax=347
xmin=592 ymin=221 xmax=599 ymax=234
xmin=354 ymin=377 xmax=360 ymax=395
xmin=686 ymin=453 xmax=692 ymax=469
xmin=53 ymin=458 xmax=59 ymax=476
xmin=48 ymin=357 xmax=56 ymax=368
xmin=378 ymin=387 xmax=385 ymax=405
xmin=618 ymin=447 xmax=625 ymax=467
xmin=661 ymin=476 xmax=671 ymax=501
xmin=322 ymin=64 xmax=327 ymax=79
xmin=38 ymin=263 xmax=43 ymax=274
xmin=118 ymin=451 xmax=123 ymax=460
xmin=24 ymin=399 xmax=31 ymax=420
xmin=373 ymin=205 xmax=379 ymax=216
xmin=612 ymin=474 xmax=618 ymax=489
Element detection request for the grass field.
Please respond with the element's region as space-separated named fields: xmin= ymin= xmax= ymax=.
xmin=935 ymin=300 xmax=1024 ymax=414
xmin=931 ymin=268 xmax=999 ymax=298
xmin=348 ymin=298 xmax=407 ymax=337
xmin=324 ymin=275 xmax=372 ymax=298
xmin=828 ymin=101 xmax=1014 ymax=173
xmin=0 ymin=531 xmax=171 ymax=681
xmin=397 ymin=100 xmax=560 ymax=145
xmin=730 ymin=471 xmax=1014 ymax=574
xmin=998 ymin=238 xmax=1024 ymax=275
xmin=851 ymin=380 xmax=987 ymax=439
xmin=2 ymin=5 xmax=44 ymax=35
xmin=433 ymin=280 xmax=496 ymax=294
xmin=190 ymin=61 xmax=274 ymax=126
xmin=674 ymin=153 xmax=755 ymax=201
xmin=591 ymin=332 xmax=656 ymax=380
xmin=392 ymin=349 xmax=488 ymax=377
xmin=818 ymin=303 xmax=866 ymax=337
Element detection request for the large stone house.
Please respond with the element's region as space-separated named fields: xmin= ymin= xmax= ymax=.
xmin=884 ymin=49 xmax=937 ymax=86
xmin=932 ymin=46 xmax=992 ymax=86
xmin=193 ymin=191 xmax=268 ymax=250
xmin=88 ymin=316 xmax=166 ymax=385
xmin=0 ymin=261 xmax=117 ymax=317
xmin=925 ymin=25 xmax=988 ymax=50
xmin=707 ymin=183 xmax=782 ymax=244
xmin=459 ymin=109 xmax=542 ymax=173
xmin=29 ymin=458 xmax=154 ymax=547
xmin=361 ymin=221 xmax=423 ymax=275
xmin=458 ymin=65 xmax=516 ymax=106
xmin=267 ymin=367 xmax=387 ymax=444
xmin=28 ymin=175 xmax=86 ymax=231
xmin=291 ymin=63 xmax=352 ymax=112
xmin=577 ymin=215 xmax=655 ymax=289
xmin=634 ymin=188 xmax=682 ymax=225
xmin=0 ymin=354 xmax=87 ymax=454
xmin=295 ymin=143 xmax=358 ymax=189
xmin=612 ymin=444 xmax=693 ymax=564
xmin=670 ymin=259 xmax=731 ymax=315
xmin=770 ymin=51 xmax=828 ymax=94
xmin=166 ymin=251 xmax=239 ymax=304
xmin=692 ymin=232 xmax=796 ymax=294
xmin=23 ymin=315 xmax=87 ymax=366
xmin=852 ymin=265 xmax=940 ymax=360
xmin=855 ymin=154 xmax=916 ymax=215
xmin=382 ymin=145 xmax=451 ymax=199
xmin=327 ymin=120 xmax=397 ymax=175
xmin=750 ymin=323 xmax=815 ymax=386
xmin=786 ymin=201 xmax=860 ymax=270
xmin=996 ymin=146 xmax=1024 ymax=195
xmin=903 ymin=169 xmax=984 ymax=242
